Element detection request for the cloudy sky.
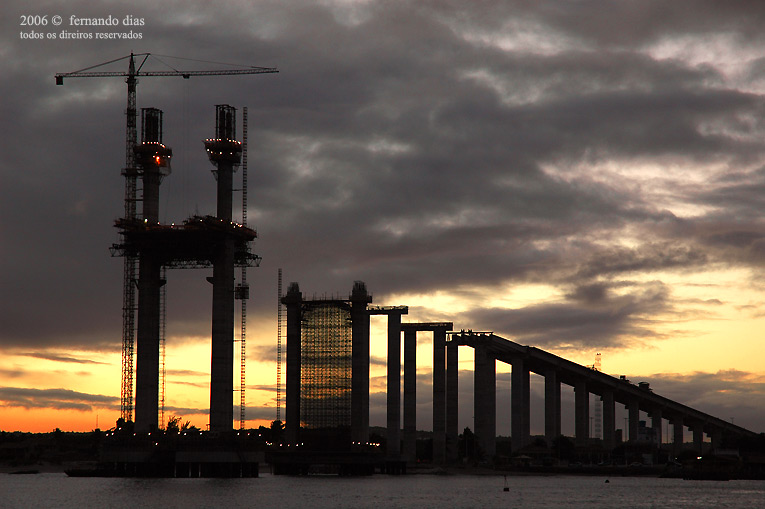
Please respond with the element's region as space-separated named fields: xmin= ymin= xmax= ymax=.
xmin=2 ymin=0 xmax=765 ymax=436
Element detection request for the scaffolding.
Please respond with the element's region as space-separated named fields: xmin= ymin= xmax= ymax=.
xmin=276 ymin=268 xmax=284 ymax=422
xmin=300 ymin=300 xmax=352 ymax=430
xmin=159 ymin=266 xmax=167 ymax=428
xmin=238 ymin=106 xmax=249 ymax=431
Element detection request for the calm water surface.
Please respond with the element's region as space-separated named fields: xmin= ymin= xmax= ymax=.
xmin=2 ymin=472 xmax=764 ymax=508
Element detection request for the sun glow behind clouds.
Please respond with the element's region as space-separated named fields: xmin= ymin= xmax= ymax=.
xmin=644 ymin=33 xmax=759 ymax=84
xmin=540 ymin=158 xmax=733 ymax=219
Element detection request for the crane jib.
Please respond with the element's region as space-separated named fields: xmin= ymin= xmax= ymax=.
xmin=55 ymin=68 xmax=278 ymax=83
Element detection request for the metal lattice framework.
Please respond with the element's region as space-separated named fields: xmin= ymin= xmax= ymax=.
xmin=276 ymin=268 xmax=283 ymax=422
xmin=300 ymin=301 xmax=352 ymax=430
xmin=238 ymin=106 xmax=249 ymax=431
xmin=159 ymin=266 xmax=167 ymax=427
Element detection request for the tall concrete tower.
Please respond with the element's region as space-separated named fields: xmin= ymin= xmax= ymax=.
xmin=134 ymin=108 xmax=172 ymax=432
xmin=350 ymin=281 xmax=372 ymax=443
xmin=282 ymin=282 xmax=303 ymax=444
xmin=204 ymin=105 xmax=242 ymax=432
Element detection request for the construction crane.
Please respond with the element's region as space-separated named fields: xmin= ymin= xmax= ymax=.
xmin=56 ymin=53 xmax=277 ymax=423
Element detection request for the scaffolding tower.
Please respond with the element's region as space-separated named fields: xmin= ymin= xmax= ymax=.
xmin=276 ymin=268 xmax=284 ymax=422
xmin=159 ymin=266 xmax=167 ymax=428
xmin=237 ymin=106 xmax=249 ymax=431
xmin=300 ymin=300 xmax=353 ymax=430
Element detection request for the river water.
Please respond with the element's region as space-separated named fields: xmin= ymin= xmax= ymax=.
xmin=2 ymin=472 xmax=764 ymax=508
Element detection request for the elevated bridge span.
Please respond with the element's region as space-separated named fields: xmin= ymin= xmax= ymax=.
xmin=450 ymin=331 xmax=758 ymax=458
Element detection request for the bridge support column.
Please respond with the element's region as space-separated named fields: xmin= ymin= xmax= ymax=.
xmin=403 ymin=329 xmax=417 ymax=461
xmin=282 ymin=283 xmax=302 ymax=445
xmin=575 ymin=381 xmax=589 ymax=446
xmin=474 ymin=344 xmax=496 ymax=459
xmin=651 ymin=409 xmax=662 ymax=446
xmin=710 ymin=428 xmax=722 ymax=451
xmin=602 ymin=391 xmax=615 ymax=450
xmin=692 ymin=424 xmax=704 ymax=454
xmin=135 ymin=255 xmax=162 ymax=433
xmin=651 ymin=408 xmax=662 ymax=447
xmin=628 ymin=400 xmax=639 ymax=442
xmin=511 ymin=358 xmax=530 ymax=451
xmin=433 ymin=328 xmax=447 ymax=464
xmin=386 ymin=312 xmax=402 ymax=458
xmin=351 ymin=282 xmax=372 ymax=444
xmin=446 ymin=338 xmax=459 ymax=461
xmin=544 ymin=369 xmax=561 ymax=445
xmin=673 ymin=417 xmax=684 ymax=453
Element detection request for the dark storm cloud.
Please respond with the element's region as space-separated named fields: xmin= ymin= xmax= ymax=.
xmin=2 ymin=0 xmax=765 ymax=366
xmin=463 ymin=281 xmax=672 ymax=349
xmin=250 ymin=345 xmax=279 ymax=363
xmin=0 ymin=387 xmax=118 ymax=412
xmin=574 ymin=242 xmax=709 ymax=280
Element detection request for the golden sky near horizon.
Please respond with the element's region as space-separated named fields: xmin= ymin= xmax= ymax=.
xmin=3 ymin=1 xmax=765 ymax=436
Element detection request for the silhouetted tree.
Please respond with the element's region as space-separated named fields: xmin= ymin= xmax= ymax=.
xmin=167 ymin=416 xmax=182 ymax=433
xmin=459 ymin=427 xmax=480 ymax=462
xmin=166 ymin=416 xmax=195 ymax=433
xmin=270 ymin=420 xmax=285 ymax=444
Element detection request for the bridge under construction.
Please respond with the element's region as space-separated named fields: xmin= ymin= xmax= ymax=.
xmin=282 ymin=281 xmax=759 ymax=466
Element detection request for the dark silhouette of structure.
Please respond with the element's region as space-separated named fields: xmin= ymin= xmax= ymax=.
xmin=56 ymin=53 xmax=277 ymax=423
xmin=280 ymin=282 xmax=759 ymax=471
xmin=113 ymin=105 xmax=260 ymax=433
xmin=281 ymin=282 xmax=377 ymax=445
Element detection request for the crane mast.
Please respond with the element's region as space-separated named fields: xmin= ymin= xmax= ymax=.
xmin=120 ymin=54 xmax=139 ymax=422
xmin=239 ymin=107 xmax=249 ymax=430
xmin=56 ymin=53 xmax=277 ymax=423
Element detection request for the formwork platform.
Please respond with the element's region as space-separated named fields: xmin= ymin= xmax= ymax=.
xmin=111 ymin=215 xmax=261 ymax=269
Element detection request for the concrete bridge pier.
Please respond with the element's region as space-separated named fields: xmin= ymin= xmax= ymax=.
xmin=710 ymin=428 xmax=722 ymax=451
xmin=351 ymin=282 xmax=372 ymax=444
xmin=673 ymin=417 xmax=685 ymax=452
xmin=692 ymin=424 xmax=704 ymax=454
xmin=602 ymin=391 xmax=615 ymax=449
xmin=282 ymin=283 xmax=303 ymax=445
xmin=574 ymin=381 xmax=589 ymax=446
xmin=651 ymin=408 xmax=663 ymax=446
xmin=544 ymin=369 xmax=561 ymax=445
xmin=474 ymin=344 xmax=496 ymax=458
xmin=511 ymin=358 xmax=530 ymax=451
xmin=446 ymin=338 xmax=459 ymax=461
xmin=403 ymin=329 xmax=417 ymax=461
xmin=386 ymin=311 xmax=403 ymax=458
xmin=628 ymin=399 xmax=640 ymax=442
xmin=432 ymin=328 xmax=446 ymax=463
